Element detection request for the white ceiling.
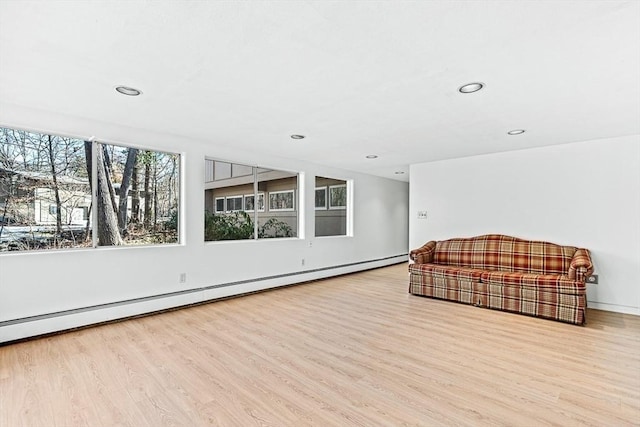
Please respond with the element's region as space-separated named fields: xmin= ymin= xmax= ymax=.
xmin=1 ymin=1 xmax=639 ymax=181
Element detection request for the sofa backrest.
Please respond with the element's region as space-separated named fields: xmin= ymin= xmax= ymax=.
xmin=433 ymin=234 xmax=577 ymax=275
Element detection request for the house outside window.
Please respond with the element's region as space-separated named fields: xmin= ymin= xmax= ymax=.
xmin=204 ymin=158 xmax=298 ymax=241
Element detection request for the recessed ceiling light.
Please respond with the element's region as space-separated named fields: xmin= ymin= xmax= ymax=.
xmin=115 ymin=86 xmax=142 ymax=96
xmin=507 ymin=129 xmax=526 ymax=135
xmin=458 ymin=82 xmax=484 ymax=93
xmin=365 ymin=155 xmax=378 ymax=159
xmin=394 ymin=171 xmax=405 ymax=175
xmin=290 ymin=134 xmax=305 ymax=139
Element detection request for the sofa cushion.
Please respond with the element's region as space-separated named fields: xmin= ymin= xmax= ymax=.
xmin=409 ymin=263 xmax=484 ymax=281
xmin=433 ymin=234 xmax=577 ymax=275
xmin=480 ymin=270 xmax=585 ymax=294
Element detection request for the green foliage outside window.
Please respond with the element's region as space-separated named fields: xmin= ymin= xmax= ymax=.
xmin=204 ymin=211 xmax=293 ymax=241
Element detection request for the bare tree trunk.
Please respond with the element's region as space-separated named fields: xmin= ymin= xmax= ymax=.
xmin=131 ymin=161 xmax=140 ymax=224
xmin=101 ymin=145 xmax=119 ymax=217
xmin=143 ymin=153 xmax=151 ymax=229
xmin=96 ymin=147 xmax=122 ymax=245
xmin=117 ymin=148 xmax=138 ymax=233
xmin=84 ymin=202 xmax=92 ymax=242
xmin=91 ymin=144 xmax=122 ymax=246
xmin=84 ymin=141 xmax=93 ymax=188
xmin=47 ymin=135 xmax=63 ymax=234
xmin=153 ymin=157 xmax=158 ymax=229
xmin=0 ymin=175 xmax=14 ymax=239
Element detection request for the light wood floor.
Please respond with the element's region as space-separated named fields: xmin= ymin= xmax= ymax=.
xmin=1 ymin=263 xmax=639 ymax=426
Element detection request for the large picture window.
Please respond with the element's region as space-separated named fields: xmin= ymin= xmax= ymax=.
xmin=94 ymin=143 xmax=179 ymax=247
xmin=0 ymin=126 xmax=180 ymax=252
xmin=204 ymin=158 xmax=298 ymax=241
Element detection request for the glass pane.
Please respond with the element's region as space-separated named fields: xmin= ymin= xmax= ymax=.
xmin=0 ymin=127 xmax=91 ymax=252
xmin=329 ymin=185 xmax=347 ymax=209
xmin=315 ymin=176 xmax=347 ymax=237
xmin=95 ymin=143 xmax=179 ymax=246
xmin=243 ymin=193 xmax=263 ymax=212
xmin=315 ymin=187 xmax=327 ymax=209
xmin=258 ymin=168 xmax=297 ymax=239
xmin=214 ymin=161 xmax=231 ymax=180
xmin=204 ymin=159 xmax=255 ymax=241
xmin=215 ymin=198 xmax=225 ymax=213
xmin=226 ymin=196 xmax=243 ymax=212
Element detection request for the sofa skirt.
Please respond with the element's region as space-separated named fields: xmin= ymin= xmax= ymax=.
xmin=409 ymin=265 xmax=586 ymax=325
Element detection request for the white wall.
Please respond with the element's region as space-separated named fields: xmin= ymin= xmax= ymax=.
xmin=0 ymin=106 xmax=409 ymax=342
xmin=409 ymin=134 xmax=640 ymax=315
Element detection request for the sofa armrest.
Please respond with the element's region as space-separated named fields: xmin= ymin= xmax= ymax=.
xmin=568 ymin=248 xmax=594 ymax=282
xmin=410 ymin=241 xmax=437 ymax=264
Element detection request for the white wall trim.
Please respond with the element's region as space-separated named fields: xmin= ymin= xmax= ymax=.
xmin=587 ymin=301 xmax=640 ymax=316
xmin=0 ymin=255 xmax=408 ymax=343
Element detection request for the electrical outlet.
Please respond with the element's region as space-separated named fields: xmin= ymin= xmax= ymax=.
xmin=301 ymin=258 xmax=305 ymax=266
xmin=417 ymin=211 xmax=428 ymax=219
xmin=179 ymin=273 xmax=187 ymax=283
xmin=586 ymin=274 xmax=598 ymax=284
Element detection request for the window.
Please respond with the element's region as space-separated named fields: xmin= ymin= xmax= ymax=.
xmin=204 ymin=158 xmax=298 ymax=241
xmin=315 ymin=187 xmax=327 ymax=210
xmin=226 ymin=195 xmax=243 ymax=212
xmin=268 ymin=190 xmax=295 ymax=211
xmin=315 ymin=177 xmax=348 ymax=237
xmin=244 ymin=193 xmax=264 ymax=212
xmin=329 ymin=184 xmax=347 ymax=210
xmin=215 ymin=197 xmax=225 ymax=213
xmin=0 ymin=128 xmax=92 ymax=251
xmin=93 ymin=143 xmax=180 ymax=247
xmin=0 ymin=128 xmax=90 ymax=251
xmin=258 ymin=168 xmax=297 ymax=239
xmin=0 ymin=126 xmax=180 ymax=252
xmin=204 ymin=159 xmax=256 ymax=241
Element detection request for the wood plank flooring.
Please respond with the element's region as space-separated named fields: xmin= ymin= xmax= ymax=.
xmin=1 ymin=263 xmax=639 ymax=426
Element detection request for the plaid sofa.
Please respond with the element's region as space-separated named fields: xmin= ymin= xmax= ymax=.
xmin=408 ymin=234 xmax=594 ymax=325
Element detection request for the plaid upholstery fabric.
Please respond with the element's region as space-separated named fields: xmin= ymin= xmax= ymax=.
xmin=409 ymin=271 xmax=474 ymax=305
xmin=474 ymin=281 xmax=586 ymax=325
xmin=409 ymin=241 xmax=436 ymax=264
xmin=408 ymin=234 xmax=592 ymax=325
xmin=568 ymin=248 xmax=594 ymax=281
xmin=480 ymin=271 xmax=585 ymax=294
xmin=409 ymin=263 xmax=484 ymax=281
xmin=433 ymin=234 xmax=577 ymax=275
